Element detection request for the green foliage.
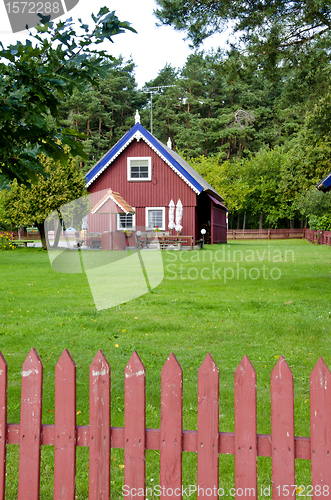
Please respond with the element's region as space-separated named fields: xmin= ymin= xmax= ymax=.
xmin=154 ymin=0 xmax=331 ymax=58
xmin=308 ymin=214 xmax=331 ymax=231
xmin=294 ymin=189 xmax=331 ymax=230
xmin=242 ymin=147 xmax=284 ymax=222
xmin=294 ymin=188 xmax=331 ymax=219
xmin=0 ymin=8 xmax=136 ymax=184
xmin=185 ymin=153 xmax=251 ymax=212
xmin=0 ymin=149 xmax=87 ymax=248
xmin=59 ymin=56 xmax=145 ymax=172
xmin=142 ymin=50 xmax=285 ymax=159
xmin=0 ymin=233 xmax=16 ymax=250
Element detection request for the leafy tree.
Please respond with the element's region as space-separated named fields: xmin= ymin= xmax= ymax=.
xmin=279 ymin=130 xmax=331 ymax=219
xmin=154 ymin=0 xmax=331 ymax=56
xmin=241 ymin=147 xmax=284 ymax=228
xmin=0 ymin=149 xmax=87 ymax=249
xmin=294 ymin=188 xmax=331 ymax=229
xmin=0 ymin=8 xmax=136 ymax=185
xmin=144 ymin=50 xmax=277 ymax=159
xmin=185 ymin=153 xmax=252 ymax=213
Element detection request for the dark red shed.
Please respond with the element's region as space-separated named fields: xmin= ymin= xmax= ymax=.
xmin=85 ymin=115 xmax=227 ymax=245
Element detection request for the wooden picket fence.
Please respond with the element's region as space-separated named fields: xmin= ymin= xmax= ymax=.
xmin=305 ymin=228 xmax=331 ymax=246
xmin=1 ymin=349 xmax=331 ymax=499
xmin=227 ymin=229 xmax=304 ymax=240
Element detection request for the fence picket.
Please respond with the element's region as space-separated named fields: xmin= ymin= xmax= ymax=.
xmin=4 ymin=348 xmax=331 ymax=498
xmin=160 ymin=353 xmax=183 ymax=500
xmin=271 ymin=356 xmax=295 ymax=499
xmin=54 ymin=349 xmax=76 ymax=500
xmin=310 ymin=358 xmax=331 ymax=498
xmin=18 ymin=348 xmax=43 ymax=500
xmin=197 ymin=354 xmax=219 ymax=499
xmin=0 ymin=352 xmax=7 ymax=500
xmin=124 ymin=351 xmax=145 ymax=500
xmin=89 ymin=350 xmax=110 ymax=500
xmin=234 ymin=355 xmax=257 ymax=500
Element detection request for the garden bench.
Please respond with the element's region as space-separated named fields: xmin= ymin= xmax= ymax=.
xmin=159 ymin=235 xmax=193 ymax=250
xmin=13 ymin=239 xmax=37 ymax=247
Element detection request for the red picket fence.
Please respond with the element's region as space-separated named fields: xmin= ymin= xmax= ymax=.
xmin=305 ymin=228 xmax=331 ymax=246
xmin=1 ymin=349 xmax=331 ymax=499
xmin=227 ymin=229 xmax=304 ymax=240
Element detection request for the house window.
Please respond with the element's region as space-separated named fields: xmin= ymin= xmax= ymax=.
xmin=117 ymin=211 xmax=135 ymax=230
xmin=127 ymin=157 xmax=151 ymax=181
xmin=145 ymin=207 xmax=165 ymax=230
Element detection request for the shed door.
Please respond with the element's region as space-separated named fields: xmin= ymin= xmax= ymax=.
xmin=212 ymin=206 xmax=227 ymax=243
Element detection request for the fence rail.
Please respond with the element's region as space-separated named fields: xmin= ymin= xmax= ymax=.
xmin=0 ymin=349 xmax=330 ymax=499
xmin=227 ymin=229 xmax=304 ymax=240
xmin=304 ymin=228 xmax=331 ymax=246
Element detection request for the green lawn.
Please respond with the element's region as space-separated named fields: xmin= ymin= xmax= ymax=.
xmin=1 ymin=239 xmax=330 ymax=498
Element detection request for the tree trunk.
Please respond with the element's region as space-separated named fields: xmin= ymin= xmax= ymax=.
xmin=227 ymin=140 xmax=231 ymax=159
xmin=52 ymin=215 xmax=62 ymax=249
xmin=243 ymin=211 xmax=247 ymax=231
xmin=237 ymin=212 xmax=240 ymax=230
xmin=290 ymin=218 xmax=295 ymax=229
xmin=37 ymin=222 xmax=48 ymax=250
xmin=259 ymin=212 xmax=263 ymax=231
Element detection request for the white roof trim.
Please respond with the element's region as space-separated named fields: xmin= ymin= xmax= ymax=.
xmin=86 ymin=131 xmax=200 ymax=194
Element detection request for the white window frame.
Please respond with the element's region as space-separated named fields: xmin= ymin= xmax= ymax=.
xmin=145 ymin=207 xmax=165 ymax=231
xmin=127 ymin=157 xmax=151 ymax=181
xmin=117 ymin=209 xmax=136 ymax=231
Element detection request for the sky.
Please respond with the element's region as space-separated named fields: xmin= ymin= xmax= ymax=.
xmin=0 ymin=0 xmax=231 ymax=88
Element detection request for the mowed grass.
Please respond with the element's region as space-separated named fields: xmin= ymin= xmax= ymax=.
xmin=0 ymin=239 xmax=330 ymax=498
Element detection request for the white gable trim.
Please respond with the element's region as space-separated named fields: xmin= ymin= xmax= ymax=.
xmin=92 ymin=194 xmax=130 ymax=215
xmin=86 ymin=131 xmax=200 ymax=194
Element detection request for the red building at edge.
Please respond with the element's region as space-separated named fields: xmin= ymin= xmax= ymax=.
xmin=85 ymin=115 xmax=227 ymax=245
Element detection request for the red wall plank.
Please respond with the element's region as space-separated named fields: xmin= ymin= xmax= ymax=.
xmin=197 ymin=354 xmax=219 ymax=499
xmin=271 ymin=356 xmax=295 ymax=499
xmin=18 ymin=348 xmax=43 ymax=500
xmin=310 ymin=358 xmax=331 ymax=498
xmin=0 ymin=352 xmax=7 ymax=500
xmin=54 ymin=349 xmax=76 ymax=500
xmin=234 ymin=355 xmax=257 ymax=500
xmin=89 ymin=350 xmax=110 ymax=500
xmin=160 ymin=353 xmax=183 ymax=500
xmin=124 ymin=352 xmax=146 ymax=500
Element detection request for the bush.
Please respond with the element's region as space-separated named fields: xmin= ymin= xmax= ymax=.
xmin=309 ymin=214 xmax=331 ymax=231
xmin=0 ymin=233 xmax=16 ymax=250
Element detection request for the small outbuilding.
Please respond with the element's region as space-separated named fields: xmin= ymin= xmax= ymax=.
xmin=85 ymin=113 xmax=227 ymax=245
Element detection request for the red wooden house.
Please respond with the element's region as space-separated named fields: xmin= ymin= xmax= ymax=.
xmin=85 ymin=114 xmax=227 ymax=245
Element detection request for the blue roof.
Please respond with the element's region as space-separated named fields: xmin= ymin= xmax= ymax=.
xmin=317 ymin=172 xmax=331 ymax=191
xmin=85 ymin=123 xmax=209 ymax=195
